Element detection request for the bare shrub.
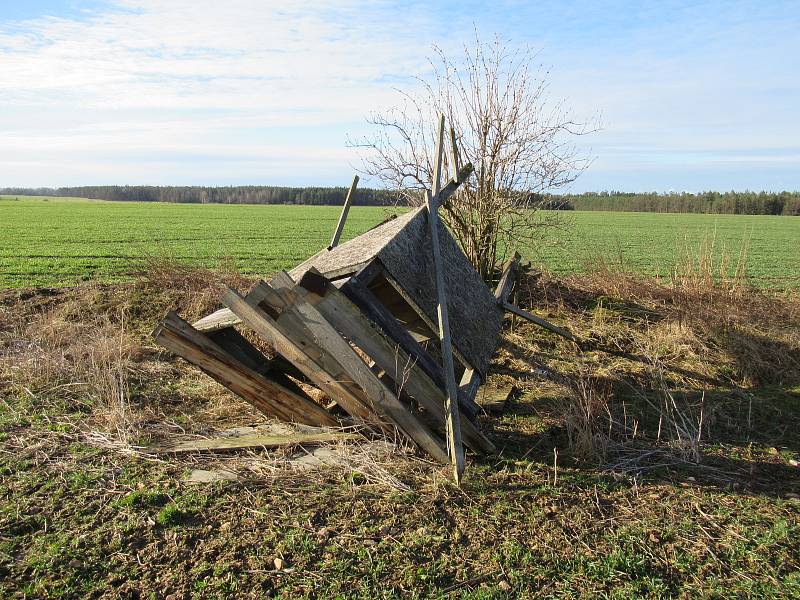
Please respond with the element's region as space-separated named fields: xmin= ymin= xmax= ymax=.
xmin=354 ymin=35 xmax=596 ymax=281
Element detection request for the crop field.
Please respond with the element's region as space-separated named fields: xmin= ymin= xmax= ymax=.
xmin=1 ymin=196 xmax=798 ymax=289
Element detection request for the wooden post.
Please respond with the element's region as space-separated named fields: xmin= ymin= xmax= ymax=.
xmin=449 ymin=125 xmax=460 ymax=179
xmin=329 ymin=175 xmax=359 ymax=249
xmin=426 ymin=114 xmax=465 ymax=481
xmin=432 ymin=114 xmax=445 ymax=197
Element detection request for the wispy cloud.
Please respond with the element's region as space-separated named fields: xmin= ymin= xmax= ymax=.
xmin=0 ymin=0 xmax=798 ymax=190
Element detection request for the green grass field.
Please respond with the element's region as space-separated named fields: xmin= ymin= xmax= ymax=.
xmin=1 ymin=196 xmax=798 ymax=289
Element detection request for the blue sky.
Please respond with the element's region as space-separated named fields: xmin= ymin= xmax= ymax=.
xmin=1 ymin=0 xmax=798 ymax=191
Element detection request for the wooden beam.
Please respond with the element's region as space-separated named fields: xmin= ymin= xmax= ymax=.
xmin=293 ymin=269 xmax=494 ymax=454
xmin=206 ymin=326 xmax=310 ymax=392
xmin=222 ymin=287 xmax=377 ymax=424
xmin=329 ymin=175 xmax=359 ymax=249
xmin=426 ymin=119 xmax=465 ymax=481
xmin=193 ymin=307 xmax=241 ymax=333
xmin=432 ymin=114 xmax=445 ymax=197
xmin=343 ymin=261 xmax=480 ymax=420
xmin=152 ymin=430 xmax=360 ymax=453
xmin=458 ymin=368 xmax=482 ymax=419
xmin=153 ymin=311 xmax=336 ymax=427
xmin=502 ymin=302 xmax=577 ymax=342
xmin=260 ymin=275 xmax=452 ymax=464
xmin=436 ymin=163 xmax=473 ymax=211
xmin=494 ymin=252 xmax=521 ymax=304
xmin=449 ymin=125 xmax=460 ymax=179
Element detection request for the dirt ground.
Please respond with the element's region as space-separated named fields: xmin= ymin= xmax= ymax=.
xmin=1 ymin=264 xmax=798 ymax=598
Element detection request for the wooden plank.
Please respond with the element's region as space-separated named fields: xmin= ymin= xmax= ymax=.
xmin=502 ymin=302 xmax=577 ymax=342
xmin=458 ymin=368 xmax=482 ymax=419
xmin=293 ymin=269 xmax=495 ymax=454
xmin=153 ymin=311 xmax=336 ymax=427
xmin=426 ymin=113 xmax=464 ymax=482
xmin=152 ymin=430 xmax=360 ymax=453
xmin=330 ymin=175 xmax=359 ymax=249
xmin=494 ymin=252 xmax=521 ymax=304
xmin=255 ymin=276 xmax=452 ymax=464
xmin=222 ymin=287 xmax=378 ymax=424
xmin=193 ymin=307 xmax=241 ymax=332
xmin=437 ymin=163 xmax=473 ymax=210
xmin=343 ymin=261 xmax=478 ymax=412
xmin=206 ymin=327 xmax=311 ymax=394
xmin=426 ymin=186 xmax=465 ymax=480
xmin=449 ymin=125 xmax=460 ymax=178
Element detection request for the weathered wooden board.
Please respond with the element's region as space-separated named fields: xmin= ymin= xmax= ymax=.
xmin=289 ymin=206 xmax=502 ymax=376
xmin=257 ymin=276 xmax=452 ymax=464
xmin=152 ymin=430 xmax=360 ymax=453
xmin=222 ymin=286 xmax=378 ymax=424
xmin=292 ymin=268 xmax=494 ymax=454
xmin=153 ymin=311 xmax=336 ymax=427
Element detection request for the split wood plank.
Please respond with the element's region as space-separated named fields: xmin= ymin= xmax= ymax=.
xmin=193 ymin=308 xmax=242 ymax=333
xmin=495 ymin=252 xmax=521 ymax=304
xmin=256 ymin=275 xmax=453 ymax=464
xmin=153 ymin=430 xmax=360 ymax=453
xmin=330 ymin=175 xmax=359 ymax=249
xmin=206 ymin=327 xmax=311 ymax=395
xmin=221 ymin=286 xmax=377 ymax=424
xmin=291 ymin=268 xmax=495 ymax=454
xmin=458 ymin=368 xmax=482 ymax=418
xmin=426 ymin=113 xmax=464 ymax=482
xmin=502 ymin=302 xmax=577 ymax=342
xmin=153 ymin=311 xmax=336 ymax=427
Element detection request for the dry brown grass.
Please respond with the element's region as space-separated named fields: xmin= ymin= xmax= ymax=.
xmin=508 ymin=239 xmax=800 ymax=468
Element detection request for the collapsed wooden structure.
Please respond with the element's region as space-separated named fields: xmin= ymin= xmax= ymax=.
xmin=153 ymin=118 xmax=528 ymax=480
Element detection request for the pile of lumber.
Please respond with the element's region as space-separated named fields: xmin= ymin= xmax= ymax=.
xmin=152 ymin=116 xmax=550 ymax=482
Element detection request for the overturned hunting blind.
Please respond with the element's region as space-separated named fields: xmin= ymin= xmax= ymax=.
xmin=153 ymin=116 xmax=536 ymax=482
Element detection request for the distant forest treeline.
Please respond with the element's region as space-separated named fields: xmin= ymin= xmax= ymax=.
xmin=2 ymin=186 xmax=798 ymax=215
xmin=549 ymin=190 xmax=800 ymax=215
xmin=0 ymin=185 xmax=399 ymax=206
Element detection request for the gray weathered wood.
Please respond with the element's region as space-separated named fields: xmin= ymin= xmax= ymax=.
xmin=193 ymin=307 xmax=241 ymax=332
xmin=426 ymin=117 xmax=465 ymax=481
xmin=222 ymin=286 xmax=377 ymax=424
xmin=502 ymin=301 xmax=577 ymax=342
xmin=260 ymin=275 xmax=452 ymax=464
xmin=153 ymin=311 xmax=336 ymax=426
xmin=287 ymin=164 xmax=496 ymax=377
xmin=292 ymin=268 xmax=494 ymax=454
xmin=206 ymin=326 xmax=309 ymax=392
xmin=458 ymin=368 xmax=482 ymax=418
xmin=449 ymin=125 xmax=460 ymax=178
xmin=494 ymin=252 xmax=521 ymax=304
xmin=153 ymin=430 xmax=360 ymax=453
xmin=330 ymin=175 xmax=359 ymax=249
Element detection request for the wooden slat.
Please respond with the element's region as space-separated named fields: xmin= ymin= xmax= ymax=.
xmin=255 ymin=276 xmax=452 ymax=464
xmin=193 ymin=307 xmax=241 ymax=332
xmin=502 ymin=302 xmax=577 ymax=342
xmin=426 ymin=186 xmax=465 ymax=480
xmin=206 ymin=327 xmax=311 ymax=395
xmin=153 ymin=311 xmax=336 ymax=426
xmin=222 ymin=287 xmax=378 ymax=424
xmin=292 ymin=269 xmax=495 ymax=454
xmin=153 ymin=430 xmax=360 ymax=453
xmin=426 ymin=113 xmax=464 ymax=481
xmin=495 ymin=252 xmax=521 ymax=304
xmin=458 ymin=368 xmax=482 ymax=419
xmin=330 ymin=175 xmax=359 ymax=249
